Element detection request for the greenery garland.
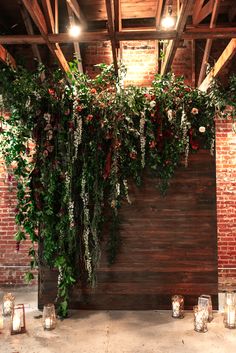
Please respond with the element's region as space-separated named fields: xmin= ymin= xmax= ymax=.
xmin=0 ymin=62 xmax=234 ymax=317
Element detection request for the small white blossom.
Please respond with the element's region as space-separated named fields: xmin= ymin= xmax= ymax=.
xmin=150 ymin=100 xmax=156 ymax=108
xmin=167 ymin=109 xmax=174 ymax=122
xmin=43 ymin=113 xmax=51 ymax=122
xmin=199 ymin=126 xmax=206 ymax=133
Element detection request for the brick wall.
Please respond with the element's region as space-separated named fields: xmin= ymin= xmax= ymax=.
xmin=0 ymin=161 xmax=36 ymax=286
xmin=82 ymin=40 xmax=193 ymax=87
xmin=216 ymin=117 xmax=236 ymax=290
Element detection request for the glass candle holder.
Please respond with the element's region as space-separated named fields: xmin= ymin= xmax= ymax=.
xmin=224 ymin=304 xmax=236 ymax=329
xmin=224 ymin=292 xmax=236 ymax=328
xmin=43 ymin=304 xmax=56 ymax=330
xmin=193 ymin=305 xmax=208 ymax=333
xmin=198 ymin=294 xmax=213 ymax=322
xmin=172 ymin=295 xmax=184 ymax=318
xmin=2 ymin=293 xmax=15 ymax=317
xmin=0 ymin=310 xmax=3 ymax=330
xmin=11 ymin=304 xmax=26 ymax=335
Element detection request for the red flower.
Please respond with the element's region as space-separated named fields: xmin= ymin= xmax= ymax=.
xmin=86 ymin=114 xmax=93 ymax=122
xmin=48 ymin=88 xmax=55 ymax=96
xmin=149 ymin=140 xmax=156 ymax=149
xmin=129 ymin=151 xmax=137 ymax=160
xmin=68 ymin=121 xmax=75 ymax=130
xmin=90 ymin=88 xmax=97 ymax=94
xmin=144 ymin=93 xmax=152 ymax=100
xmin=114 ymin=140 xmax=121 ymax=149
xmin=76 ymin=105 xmax=83 ymax=112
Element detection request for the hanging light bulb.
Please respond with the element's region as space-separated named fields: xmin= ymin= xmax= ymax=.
xmin=161 ymin=5 xmax=176 ymax=29
xmin=68 ymin=24 xmax=81 ymax=37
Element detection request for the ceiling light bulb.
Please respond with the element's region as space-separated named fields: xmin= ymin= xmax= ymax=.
xmin=161 ymin=15 xmax=175 ymax=29
xmin=69 ymin=25 xmax=81 ymax=37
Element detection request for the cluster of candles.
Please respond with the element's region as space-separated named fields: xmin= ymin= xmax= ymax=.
xmin=0 ymin=293 xmax=57 ymax=334
xmin=172 ymin=291 xmax=236 ymax=332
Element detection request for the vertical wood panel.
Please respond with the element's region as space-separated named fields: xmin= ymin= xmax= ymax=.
xmin=38 ymin=150 xmax=218 ymax=310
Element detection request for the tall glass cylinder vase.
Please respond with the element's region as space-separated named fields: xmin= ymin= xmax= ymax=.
xmin=172 ymin=295 xmax=184 ymax=319
xmin=224 ymin=292 xmax=236 ymax=329
xmin=193 ymin=305 xmax=208 ymax=333
xmin=42 ymin=304 xmax=56 ymax=330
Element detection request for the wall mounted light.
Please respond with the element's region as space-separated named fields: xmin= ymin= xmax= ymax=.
xmin=68 ymin=24 xmax=81 ymax=37
xmin=161 ymin=6 xmax=176 ymax=29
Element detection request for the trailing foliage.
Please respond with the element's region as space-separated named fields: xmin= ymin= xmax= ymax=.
xmin=0 ymin=62 xmax=234 ymax=317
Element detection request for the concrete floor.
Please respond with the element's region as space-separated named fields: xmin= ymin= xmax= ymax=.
xmin=0 ymin=289 xmax=235 ymax=353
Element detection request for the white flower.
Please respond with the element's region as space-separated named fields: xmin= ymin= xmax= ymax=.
xmin=167 ymin=109 xmax=174 ymax=122
xmin=199 ymin=126 xmax=206 ymax=133
xmin=150 ymin=100 xmax=156 ymax=108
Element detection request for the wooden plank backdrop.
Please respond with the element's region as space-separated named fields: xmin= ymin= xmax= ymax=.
xmin=38 ymin=149 xmax=218 ymax=310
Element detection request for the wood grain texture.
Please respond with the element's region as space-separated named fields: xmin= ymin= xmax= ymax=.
xmin=38 ymin=150 xmax=218 ymax=310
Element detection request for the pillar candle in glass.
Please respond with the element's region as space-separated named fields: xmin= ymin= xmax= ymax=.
xmin=11 ymin=304 xmax=26 ymax=335
xmin=42 ymin=304 xmax=56 ymax=330
xmin=198 ymin=295 xmax=213 ymax=322
xmin=0 ymin=310 xmax=3 ymax=330
xmin=224 ymin=292 xmax=236 ymax=328
xmin=193 ymin=305 xmax=208 ymax=333
xmin=172 ymin=295 xmax=184 ymax=318
xmin=2 ymin=293 xmax=15 ymax=317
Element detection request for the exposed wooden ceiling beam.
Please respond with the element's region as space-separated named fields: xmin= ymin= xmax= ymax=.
xmin=114 ymin=0 xmax=122 ymax=32
xmin=67 ymin=3 xmax=83 ymax=72
xmin=2 ymin=27 xmax=236 ymax=45
xmin=198 ymin=0 xmax=221 ymax=86
xmin=155 ymin=0 xmax=164 ymax=74
xmin=155 ymin=0 xmax=164 ymax=27
xmin=19 ymin=3 xmax=44 ymax=65
xmin=41 ymin=0 xmax=55 ymax=33
xmin=199 ymin=38 xmax=236 ymax=92
xmin=0 ymin=45 xmax=16 ymax=68
xmin=22 ymin=0 xmax=69 ymax=73
xmin=66 ymin=0 xmax=87 ymax=28
xmin=192 ymin=0 xmax=205 ymax=25
xmin=193 ymin=0 xmax=214 ymax=26
xmin=54 ymin=0 xmax=58 ymax=33
xmin=160 ymin=0 xmax=194 ymax=75
xmin=105 ymin=0 xmax=118 ymax=74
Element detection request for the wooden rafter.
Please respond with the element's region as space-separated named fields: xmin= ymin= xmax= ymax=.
xmin=155 ymin=0 xmax=164 ymax=28
xmin=67 ymin=3 xmax=83 ymax=72
xmin=193 ymin=0 xmax=214 ymax=26
xmin=160 ymin=0 xmax=194 ymax=75
xmin=105 ymin=0 xmax=118 ymax=74
xmin=2 ymin=27 xmax=236 ymax=45
xmin=0 ymin=45 xmax=16 ymax=68
xmin=114 ymin=0 xmax=122 ymax=58
xmin=199 ymin=39 xmax=236 ymax=92
xmin=155 ymin=0 xmax=164 ymax=74
xmin=66 ymin=0 xmax=87 ymax=28
xmin=198 ymin=0 xmax=221 ymax=86
xmin=41 ymin=0 xmax=55 ymax=33
xmin=22 ymin=0 xmax=69 ymax=73
xmin=55 ymin=0 xmax=58 ymax=33
xmin=19 ymin=3 xmax=44 ymax=65
xmin=114 ymin=0 xmax=122 ymax=32
xmin=192 ymin=0 xmax=205 ymax=25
